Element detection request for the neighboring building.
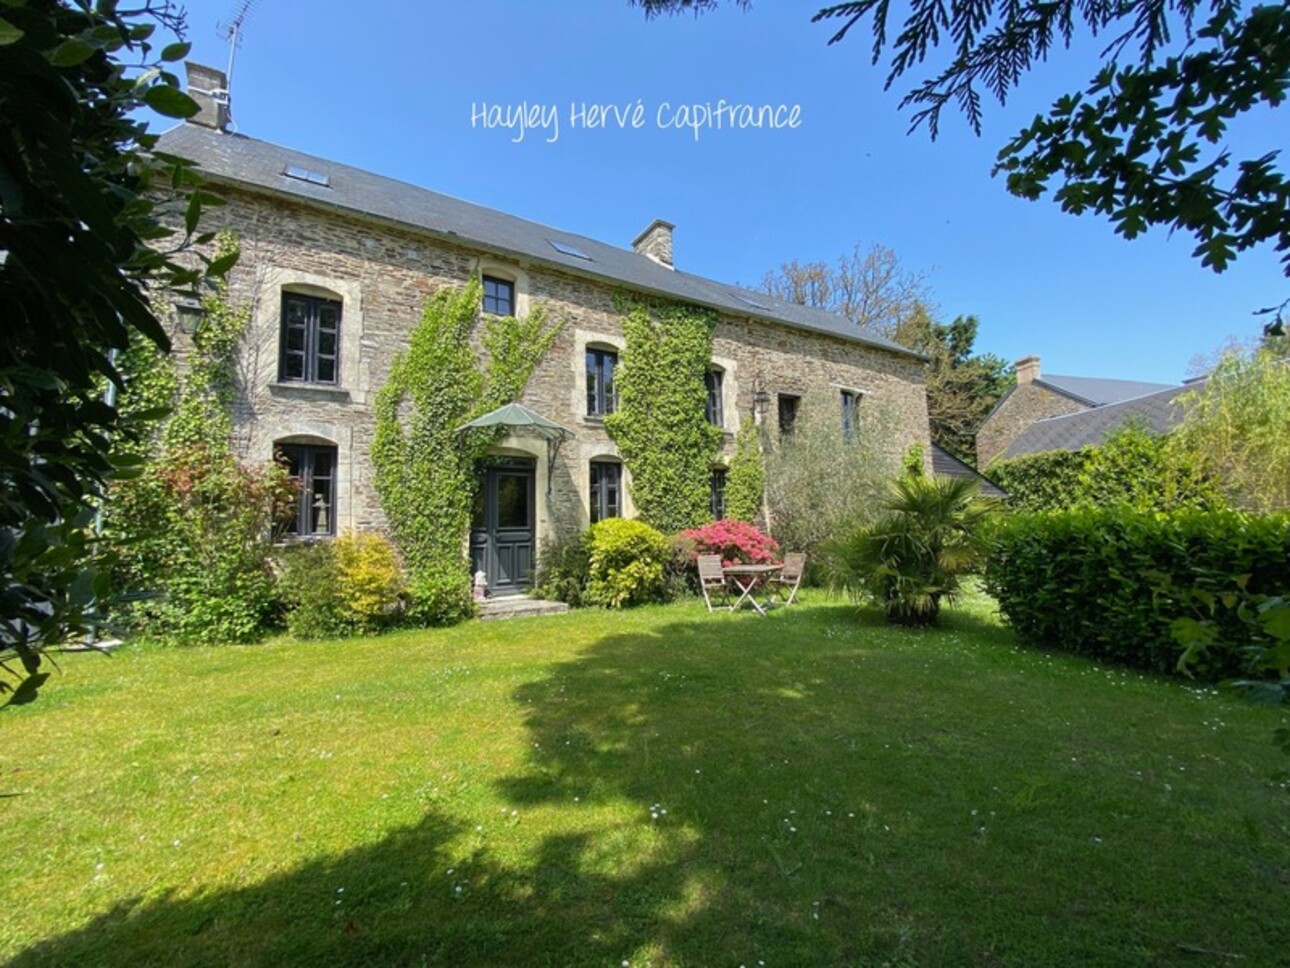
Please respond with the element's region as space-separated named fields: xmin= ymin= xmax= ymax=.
xmin=995 ymin=381 xmax=1199 ymax=461
xmin=160 ymin=65 xmax=932 ymax=594
xmin=976 ymin=354 xmax=1176 ymax=466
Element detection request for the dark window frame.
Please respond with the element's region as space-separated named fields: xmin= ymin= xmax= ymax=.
xmin=590 ymin=460 xmax=622 ymax=523
xmin=709 ymin=467 xmax=728 ymax=520
xmin=279 ymin=292 xmax=341 ymax=385
xmin=777 ymin=393 xmax=800 ymax=437
xmin=586 ymin=347 xmax=619 ymax=418
xmin=277 ymin=443 xmax=338 ymax=538
xmin=705 ymin=368 xmax=725 ymax=428
xmin=841 ymin=389 xmax=861 ymax=442
xmin=482 ymin=275 xmax=516 ymax=317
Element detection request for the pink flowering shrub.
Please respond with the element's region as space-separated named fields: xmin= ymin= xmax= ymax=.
xmin=681 ymin=519 xmax=780 ymax=567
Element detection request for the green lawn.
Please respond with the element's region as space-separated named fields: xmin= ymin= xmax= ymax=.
xmin=3 ymin=592 xmax=1287 ymax=966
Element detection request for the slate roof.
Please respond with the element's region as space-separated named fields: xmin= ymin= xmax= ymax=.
xmin=1001 ymin=382 xmax=1198 ymax=459
xmin=930 ymin=445 xmax=1008 ymax=499
xmin=1034 ymin=373 xmax=1176 ymax=407
xmin=156 ymin=123 xmax=924 ymax=361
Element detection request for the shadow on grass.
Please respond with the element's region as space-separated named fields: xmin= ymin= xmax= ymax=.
xmin=10 ymin=603 xmax=1276 ymax=965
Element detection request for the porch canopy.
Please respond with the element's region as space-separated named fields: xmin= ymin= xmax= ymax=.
xmin=456 ymin=403 xmax=575 ymax=496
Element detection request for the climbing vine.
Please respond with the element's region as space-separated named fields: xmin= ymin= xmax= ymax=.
xmin=724 ymin=415 xmax=765 ymax=523
xmin=107 ymin=232 xmax=293 ymax=643
xmin=605 ymin=299 xmax=722 ymax=532
xmin=372 ymin=277 xmax=561 ymax=624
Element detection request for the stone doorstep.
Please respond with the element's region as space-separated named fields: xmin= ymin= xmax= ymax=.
xmin=477 ymin=595 xmax=570 ymax=621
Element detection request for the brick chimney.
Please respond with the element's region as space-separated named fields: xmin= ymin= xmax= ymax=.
xmin=1015 ymin=354 xmax=1041 ymax=386
xmin=632 ymin=219 xmax=674 ymax=269
xmin=184 ymin=62 xmax=231 ymax=132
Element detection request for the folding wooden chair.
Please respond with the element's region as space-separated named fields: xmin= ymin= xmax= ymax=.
xmin=771 ymin=553 xmax=807 ymax=606
xmin=697 ymin=554 xmax=731 ymax=612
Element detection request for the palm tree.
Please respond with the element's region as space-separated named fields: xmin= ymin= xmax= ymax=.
xmin=826 ymin=474 xmax=994 ymax=626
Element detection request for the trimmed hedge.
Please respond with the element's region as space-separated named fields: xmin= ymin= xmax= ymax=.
xmin=984 ymin=509 xmax=1290 ymax=679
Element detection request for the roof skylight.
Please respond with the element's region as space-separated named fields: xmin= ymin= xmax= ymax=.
xmin=282 ymin=164 xmax=331 ymax=187
xmin=548 ymin=239 xmax=592 ymax=260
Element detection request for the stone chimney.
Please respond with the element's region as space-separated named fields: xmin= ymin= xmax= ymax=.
xmin=184 ymin=62 xmax=230 ymax=132
xmin=631 ymin=219 xmax=674 ymax=269
xmin=1015 ymin=354 xmax=1041 ymax=386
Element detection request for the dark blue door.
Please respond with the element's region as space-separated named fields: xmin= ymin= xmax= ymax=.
xmin=470 ymin=458 xmax=536 ymax=594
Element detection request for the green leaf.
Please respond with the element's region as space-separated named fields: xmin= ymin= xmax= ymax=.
xmin=142 ymin=84 xmax=200 ymax=120
xmin=161 ymin=41 xmax=192 ymax=62
xmin=49 ymin=38 xmax=97 ymax=66
xmin=207 ymin=249 xmax=240 ymax=277
xmin=0 ymin=15 xmax=22 ymax=44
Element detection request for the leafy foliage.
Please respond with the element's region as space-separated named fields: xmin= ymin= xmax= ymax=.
xmin=893 ymin=307 xmax=1011 ymax=463
xmin=107 ymin=243 xmax=295 ymax=644
xmin=763 ymin=391 xmax=894 ymax=558
xmin=0 ymin=0 xmax=224 ymax=701
xmin=534 ymin=532 xmax=592 ymax=608
xmin=984 ymin=508 xmax=1290 ymax=679
xmin=723 ymin=416 xmax=765 ymax=524
xmin=277 ymin=532 xmax=407 ymax=639
xmin=826 ymin=474 xmax=993 ymax=625
xmin=681 ymin=519 xmax=780 ymax=567
xmin=605 ymin=300 xmax=723 ymax=532
xmin=109 ymin=444 xmax=293 ymax=644
xmin=584 ymin=518 xmax=673 ymax=608
xmin=372 ymin=279 xmax=560 ymax=624
xmin=988 ymin=422 xmax=1220 ymax=513
xmin=1167 ymin=347 xmax=1290 ymax=513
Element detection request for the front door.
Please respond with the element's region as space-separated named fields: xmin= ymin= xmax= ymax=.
xmin=470 ymin=458 xmax=536 ymax=595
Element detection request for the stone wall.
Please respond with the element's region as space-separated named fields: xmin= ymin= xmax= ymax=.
xmin=192 ymin=186 xmax=931 ymax=545
xmin=976 ymin=384 xmax=1088 ymax=466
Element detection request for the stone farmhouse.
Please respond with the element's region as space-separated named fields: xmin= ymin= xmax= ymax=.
xmin=159 ymin=64 xmax=932 ymax=594
xmin=977 ymin=354 xmax=1179 ymax=467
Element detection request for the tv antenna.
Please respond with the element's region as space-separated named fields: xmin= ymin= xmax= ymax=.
xmin=216 ymin=0 xmax=256 ymax=96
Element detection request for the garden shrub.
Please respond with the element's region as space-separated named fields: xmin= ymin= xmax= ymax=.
xmin=584 ymin=518 xmax=672 ymax=608
xmin=681 ymin=519 xmax=780 ymax=567
xmin=984 ymin=508 xmax=1290 ymax=679
xmin=276 ymin=541 xmax=347 ymax=640
xmin=110 ymin=444 xmax=293 ymax=644
xmin=534 ymin=532 xmax=591 ymax=607
xmin=987 ymin=422 xmax=1220 ymax=513
xmin=763 ymin=391 xmax=896 ymax=559
xmin=277 ymin=532 xmax=406 ymax=639
xmin=825 ymin=475 xmax=991 ymax=626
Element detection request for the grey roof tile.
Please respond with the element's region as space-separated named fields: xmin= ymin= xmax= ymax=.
xmin=157 ymin=124 xmax=925 ymax=361
xmin=1001 ymin=382 xmax=1198 ymax=459
xmin=930 ymin=445 xmax=1008 ymax=498
xmin=1036 ymin=373 xmax=1176 ymax=406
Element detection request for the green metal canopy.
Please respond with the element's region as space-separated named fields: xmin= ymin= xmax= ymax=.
xmin=456 ymin=402 xmax=574 ymax=441
xmin=457 ymin=403 xmax=575 ymax=497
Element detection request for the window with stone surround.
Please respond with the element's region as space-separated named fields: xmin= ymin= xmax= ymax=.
xmin=709 ymin=467 xmax=727 ymax=520
xmin=586 ymin=347 xmax=618 ymax=417
xmin=277 ymin=442 xmax=337 ymax=537
xmin=590 ymin=460 xmax=622 ymax=522
xmin=482 ymin=275 xmax=515 ymax=317
xmin=705 ymin=367 xmax=725 ymax=428
xmin=279 ymin=292 xmax=340 ymax=384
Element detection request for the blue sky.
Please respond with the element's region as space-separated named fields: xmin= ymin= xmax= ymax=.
xmin=165 ymin=0 xmax=1286 ymax=384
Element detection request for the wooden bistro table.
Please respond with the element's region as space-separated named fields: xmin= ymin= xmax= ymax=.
xmin=722 ymin=563 xmax=784 ymax=615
